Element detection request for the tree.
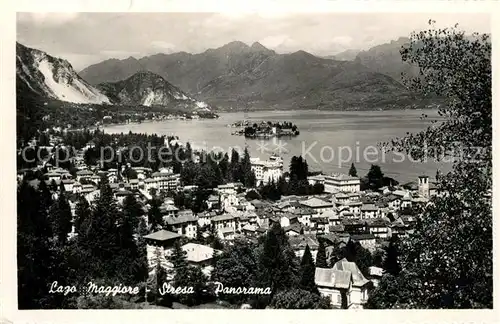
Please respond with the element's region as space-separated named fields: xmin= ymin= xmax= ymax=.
xmin=212 ymin=240 xmax=258 ymax=305
xmin=366 ymin=164 xmax=384 ymax=190
xmin=74 ymin=196 xmax=91 ymax=237
xmin=258 ymin=223 xmax=299 ymax=301
xmin=148 ymin=247 xmax=171 ymax=306
xmin=174 ymin=266 xmax=211 ymax=306
xmin=17 ymin=182 xmax=57 ymax=308
xmin=315 ymin=240 xmax=328 ymax=268
xmin=147 ymin=198 xmax=163 ymax=232
xmin=117 ymin=196 xmax=147 ymax=284
xmin=270 ymin=289 xmax=331 ymax=309
xmin=49 ymin=179 xmax=58 ymax=192
xmin=299 ymin=245 xmax=318 ymax=294
xmin=349 ymin=163 xmax=358 ymax=177
xmin=219 ymin=152 xmax=230 ymax=182
xmin=180 ymin=160 xmax=198 ymax=185
xmin=241 ymin=147 xmax=256 ymax=188
xmin=49 ymin=189 xmax=72 ymax=245
xmin=375 ymin=22 xmax=492 ymax=308
xmin=289 ymin=156 xmax=308 ymax=181
xmin=85 ymin=175 xmax=122 ymax=280
xmin=122 ymin=195 xmax=143 ymax=233
xmin=383 ymin=235 xmax=401 ymax=276
xmin=343 ymin=240 xmax=373 ymax=277
xmin=169 ymin=240 xmax=188 ymax=275
xmin=229 ymin=149 xmax=241 ymax=182
xmin=206 ymin=224 xmax=224 ymax=250
xmin=137 ymin=217 xmax=148 ymax=237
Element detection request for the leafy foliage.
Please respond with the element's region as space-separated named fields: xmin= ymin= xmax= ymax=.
xmin=270 ymin=289 xmax=331 ymax=309
xmin=372 ymin=22 xmax=492 ymax=309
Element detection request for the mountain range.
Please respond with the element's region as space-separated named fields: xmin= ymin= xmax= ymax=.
xmin=353 ymin=37 xmax=420 ymax=83
xmin=79 ymin=41 xmax=423 ymax=110
xmin=17 ymin=38 xmax=437 ymax=112
xmin=16 ymin=42 xmax=211 ymax=111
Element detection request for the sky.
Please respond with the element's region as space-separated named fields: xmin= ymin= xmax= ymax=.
xmin=17 ymin=12 xmax=490 ymax=71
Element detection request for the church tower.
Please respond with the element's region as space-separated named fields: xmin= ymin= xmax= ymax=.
xmin=418 ymin=175 xmax=430 ymax=199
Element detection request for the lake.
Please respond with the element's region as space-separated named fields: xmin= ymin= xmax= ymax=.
xmin=102 ymin=109 xmax=450 ymax=184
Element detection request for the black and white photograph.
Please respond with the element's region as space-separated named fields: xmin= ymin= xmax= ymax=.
xmin=8 ymin=2 xmax=493 ymax=313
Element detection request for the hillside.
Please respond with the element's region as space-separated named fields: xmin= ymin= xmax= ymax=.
xmin=16 ymin=42 xmax=110 ymax=104
xmin=97 ymin=71 xmax=211 ymax=110
xmin=322 ymin=49 xmax=360 ymax=61
xmin=354 ymin=37 xmax=420 ymax=83
xmin=80 ymin=42 xmax=420 ymax=110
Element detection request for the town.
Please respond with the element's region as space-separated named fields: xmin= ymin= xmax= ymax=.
xmin=17 ymin=129 xmax=441 ymax=309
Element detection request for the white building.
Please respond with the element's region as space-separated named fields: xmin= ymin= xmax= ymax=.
xmin=324 ymin=174 xmax=361 ymax=193
xmin=418 ymin=175 xmax=432 ymax=199
xmin=164 ymin=210 xmax=198 ymax=239
xmin=151 ymin=169 xmax=180 ymax=191
xmin=182 ymin=243 xmax=221 ymax=277
xmin=217 ymin=184 xmax=239 ymax=209
xmin=300 ymin=197 xmax=333 ymax=215
xmin=315 ymin=259 xmax=370 ymax=309
xmin=250 ymin=155 xmax=283 ymax=186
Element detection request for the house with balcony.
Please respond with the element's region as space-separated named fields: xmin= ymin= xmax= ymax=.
xmin=160 ymin=204 xmax=179 ymax=217
xmin=212 ymin=213 xmax=237 ymax=231
xmin=366 ymin=218 xmax=390 ymax=239
xmin=164 ymin=210 xmax=198 ymax=239
xmin=76 ymin=169 xmax=94 ymax=182
xmin=360 ymin=203 xmax=379 ymax=219
xmin=315 ymin=258 xmax=370 ymax=309
xmin=218 ymin=227 xmax=236 ymax=241
xmin=198 ymin=211 xmax=217 ymax=227
xmin=293 ymin=207 xmax=314 ymax=228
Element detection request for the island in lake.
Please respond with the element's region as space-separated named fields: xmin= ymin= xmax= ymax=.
xmin=230 ymin=120 xmax=300 ymax=138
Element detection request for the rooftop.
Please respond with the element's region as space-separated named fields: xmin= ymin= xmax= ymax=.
xmin=143 ymin=229 xmax=181 ymax=242
xmin=300 ymin=197 xmax=333 ymax=208
xmin=218 ymin=227 xmax=236 ymax=234
xmin=289 ymin=234 xmax=319 ymax=249
xmin=361 ymin=204 xmax=378 ymax=212
xmin=182 ymin=243 xmax=220 ymax=263
xmin=212 ymin=214 xmax=235 ymax=222
xmin=315 ymin=268 xmax=351 ymax=289
xmin=325 ymin=173 xmax=360 ymax=182
xmin=332 ymin=258 xmax=370 ymax=287
xmin=164 ymin=214 xmax=197 ymax=225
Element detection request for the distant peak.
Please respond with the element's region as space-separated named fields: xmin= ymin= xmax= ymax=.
xmin=214 ymin=41 xmax=251 ymax=53
xmin=251 ymin=42 xmax=268 ymax=51
xmin=226 ymin=40 xmax=249 ymax=48
xmin=290 ymin=50 xmax=314 ymax=58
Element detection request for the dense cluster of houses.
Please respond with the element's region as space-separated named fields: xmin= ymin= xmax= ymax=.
xmin=18 ymin=137 xmax=439 ymax=309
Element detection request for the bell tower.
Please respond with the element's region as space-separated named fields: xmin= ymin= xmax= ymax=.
xmin=418 ymin=175 xmax=430 ymax=199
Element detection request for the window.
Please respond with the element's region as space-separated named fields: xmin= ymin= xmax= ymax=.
xmin=337 ymin=294 xmax=341 ymax=304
